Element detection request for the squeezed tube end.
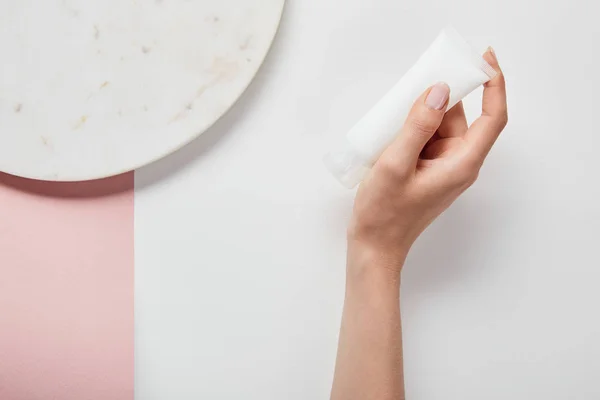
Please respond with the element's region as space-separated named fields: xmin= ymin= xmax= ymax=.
xmin=479 ymin=58 xmax=498 ymax=80
xmin=323 ymin=142 xmax=371 ymax=189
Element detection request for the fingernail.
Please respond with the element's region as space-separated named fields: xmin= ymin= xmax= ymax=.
xmin=487 ymin=46 xmax=497 ymax=62
xmin=425 ymin=82 xmax=450 ymax=110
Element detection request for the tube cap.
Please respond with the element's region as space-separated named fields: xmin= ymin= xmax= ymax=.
xmin=323 ymin=142 xmax=371 ymax=189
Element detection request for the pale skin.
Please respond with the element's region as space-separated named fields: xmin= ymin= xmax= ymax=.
xmin=331 ymin=49 xmax=508 ymax=400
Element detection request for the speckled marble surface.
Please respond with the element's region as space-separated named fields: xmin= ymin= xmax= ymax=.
xmin=0 ymin=0 xmax=284 ymax=181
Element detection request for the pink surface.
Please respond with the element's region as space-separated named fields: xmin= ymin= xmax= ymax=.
xmin=0 ymin=173 xmax=134 ymax=400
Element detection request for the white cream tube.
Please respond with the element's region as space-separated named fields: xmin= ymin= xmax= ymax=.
xmin=324 ymin=27 xmax=496 ymax=188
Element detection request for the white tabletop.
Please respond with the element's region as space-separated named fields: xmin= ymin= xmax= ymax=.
xmin=134 ymin=1 xmax=600 ymax=399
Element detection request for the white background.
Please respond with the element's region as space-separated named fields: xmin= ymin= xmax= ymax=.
xmin=135 ymin=0 xmax=600 ymax=399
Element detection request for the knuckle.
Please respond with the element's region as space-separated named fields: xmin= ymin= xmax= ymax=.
xmin=377 ymin=156 xmax=410 ymax=180
xmin=451 ymin=157 xmax=481 ymax=187
xmin=463 ymin=154 xmax=482 ymax=172
xmin=453 ymin=168 xmax=478 ymax=188
xmin=491 ymin=106 xmax=508 ymax=129
xmin=499 ymin=110 xmax=509 ymax=128
xmin=465 ymin=169 xmax=480 ymax=186
xmin=408 ymin=116 xmax=437 ymax=138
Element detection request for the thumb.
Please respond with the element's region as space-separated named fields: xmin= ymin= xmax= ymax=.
xmin=381 ymin=83 xmax=449 ymax=173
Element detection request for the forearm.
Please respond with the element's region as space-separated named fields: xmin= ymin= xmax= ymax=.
xmin=331 ymin=250 xmax=405 ymax=400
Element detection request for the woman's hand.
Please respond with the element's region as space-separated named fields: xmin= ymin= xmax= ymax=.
xmin=332 ymin=49 xmax=507 ymax=400
xmin=348 ymin=50 xmax=508 ymax=275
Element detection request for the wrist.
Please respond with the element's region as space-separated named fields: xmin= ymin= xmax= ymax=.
xmin=346 ymin=239 xmax=408 ymax=284
xmin=345 ymin=249 xmax=403 ymax=303
xmin=348 ymin=236 xmax=410 ymax=273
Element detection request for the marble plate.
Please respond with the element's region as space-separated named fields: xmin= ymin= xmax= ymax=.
xmin=0 ymin=0 xmax=285 ymax=181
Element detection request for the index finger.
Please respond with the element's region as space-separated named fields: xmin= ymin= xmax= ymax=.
xmin=465 ymin=47 xmax=508 ymax=160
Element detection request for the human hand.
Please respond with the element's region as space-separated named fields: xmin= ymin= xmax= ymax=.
xmin=348 ymin=49 xmax=507 ymax=276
